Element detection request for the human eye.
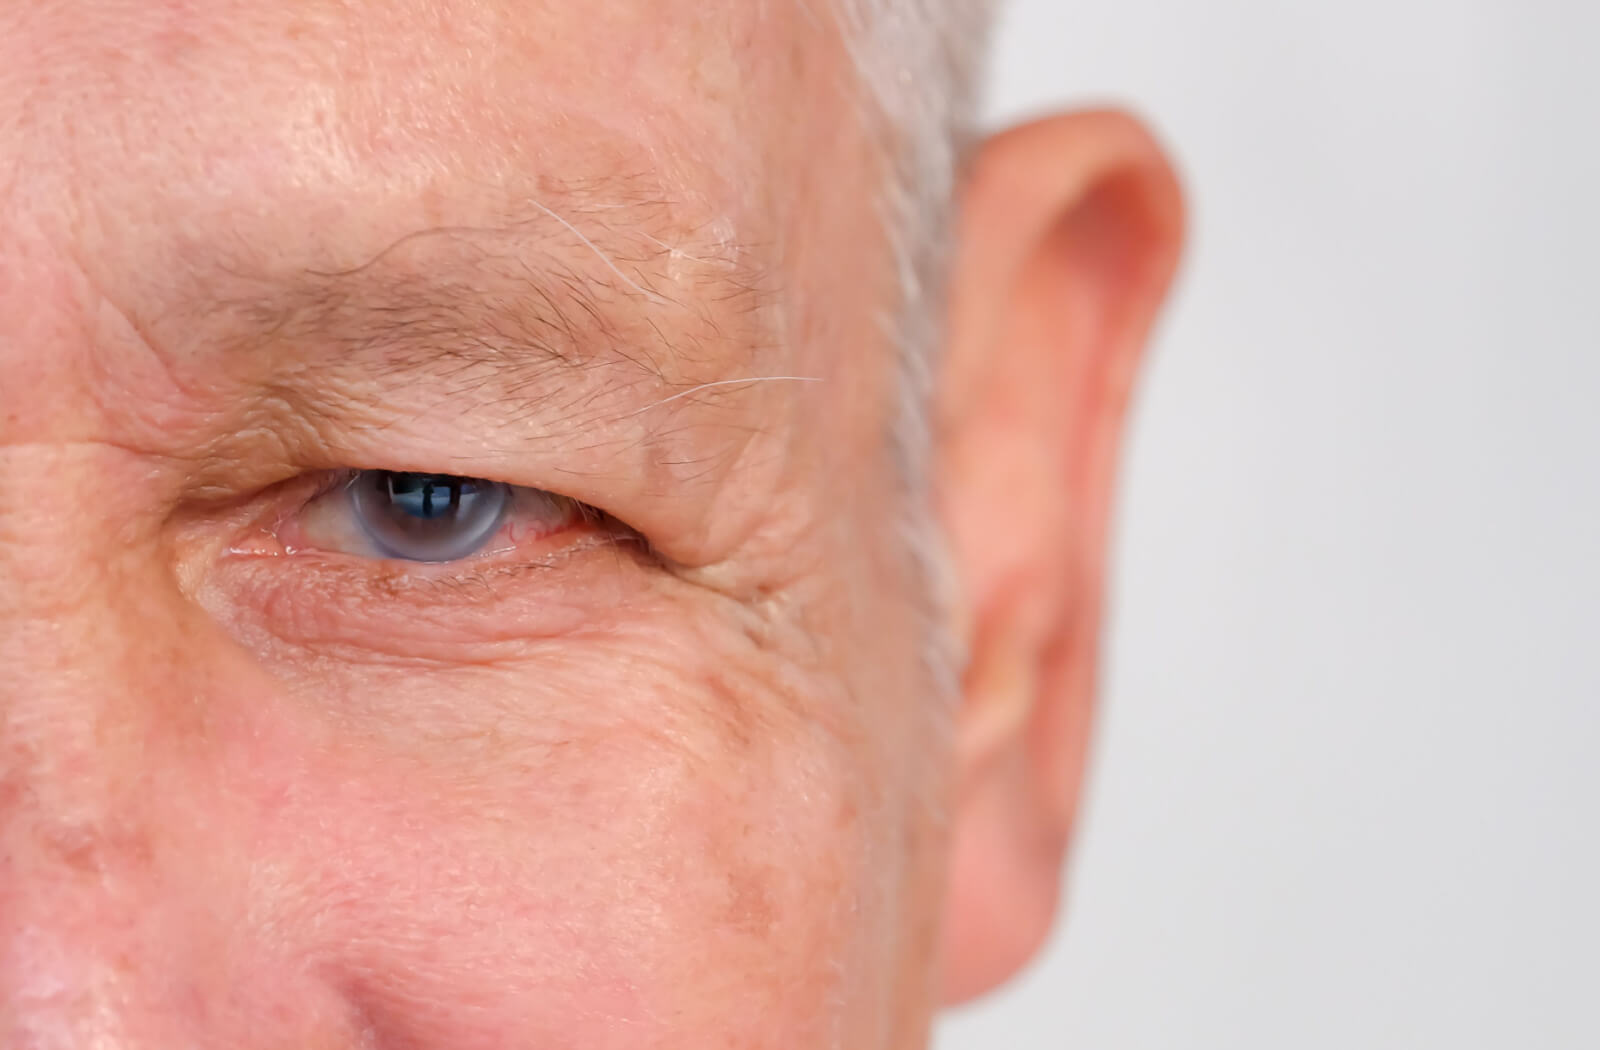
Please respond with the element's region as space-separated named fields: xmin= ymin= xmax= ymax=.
xmin=204 ymin=466 xmax=644 ymax=661
xmin=272 ymin=470 xmax=590 ymax=565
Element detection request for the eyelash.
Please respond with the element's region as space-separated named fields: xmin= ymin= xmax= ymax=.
xmin=239 ymin=469 xmax=632 ymax=570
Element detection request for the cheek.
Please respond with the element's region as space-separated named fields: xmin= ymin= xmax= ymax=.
xmin=216 ymin=630 xmax=887 ymax=1049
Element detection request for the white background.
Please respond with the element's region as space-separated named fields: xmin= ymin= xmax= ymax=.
xmin=939 ymin=2 xmax=1600 ymax=1047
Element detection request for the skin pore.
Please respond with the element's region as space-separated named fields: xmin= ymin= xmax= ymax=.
xmin=0 ymin=0 xmax=1184 ymax=1047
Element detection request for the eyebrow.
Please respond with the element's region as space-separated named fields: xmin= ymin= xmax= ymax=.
xmin=188 ymin=194 xmax=791 ymax=463
xmin=238 ymin=202 xmax=776 ymax=382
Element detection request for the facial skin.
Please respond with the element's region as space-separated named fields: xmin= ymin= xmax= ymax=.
xmin=0 ymin=1 xmax=1183 ymax=1047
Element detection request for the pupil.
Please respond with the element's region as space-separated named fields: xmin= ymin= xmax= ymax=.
xmin=389 ymin=474 xmax=466 ymax=520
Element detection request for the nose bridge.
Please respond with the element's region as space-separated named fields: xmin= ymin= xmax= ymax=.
xmin=0 ymin=447 xmax=164 ymax=840
xmin=0 ymin=447 xmax=210 ymax=1045
xmin=0 ymin=432 xmax=206 ymax=820
xmin=0 ymin=441 xmax=172 ymax=749
xmin=0 ymin=568 xmax=171 ymax=864
xmin=0 ymin=771 xmax=165 ymax=1049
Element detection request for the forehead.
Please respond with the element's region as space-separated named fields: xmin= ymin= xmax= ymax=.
xmin=1 ymin=0 xmax=865 ymax=289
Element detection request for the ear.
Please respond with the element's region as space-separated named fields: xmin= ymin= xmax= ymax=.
xmin=936 ymin=110 xmax=1185 ymax=1003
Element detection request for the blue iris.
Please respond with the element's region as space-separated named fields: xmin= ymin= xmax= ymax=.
xmin=351 ymin=471 xmax=510 ymax=562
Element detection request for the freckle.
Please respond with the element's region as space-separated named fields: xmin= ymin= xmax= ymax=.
xmin=371 ymin=569 xmax=409 ymax=599
xmin=724 ymin=859 xmax=778 ymax=937
xmin=37 ymin=819 xmax=154 ymax=877
xmin=0 ymin=772 xmax=23 ymax=815
xmin=419 ymin=183 xmax=447 ymax=228
xmin=835 ymin=794 xmax=859 ymax=834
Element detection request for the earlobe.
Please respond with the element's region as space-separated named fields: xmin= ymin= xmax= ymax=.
xmin=935 ymin=110 xmax=1184 ymax=1004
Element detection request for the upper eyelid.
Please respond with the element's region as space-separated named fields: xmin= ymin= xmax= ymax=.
xmin=307 ymin=469 xmax=590 ymax=536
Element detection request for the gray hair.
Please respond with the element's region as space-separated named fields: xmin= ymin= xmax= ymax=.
xmin=837 ymin=0 xmax=1000 ymax=696
xmin=835 ymin=0 xmax=997 ymax=470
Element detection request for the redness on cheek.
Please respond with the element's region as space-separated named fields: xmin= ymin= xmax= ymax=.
xmin=211 ymin=701 xmax=662 ymax=1046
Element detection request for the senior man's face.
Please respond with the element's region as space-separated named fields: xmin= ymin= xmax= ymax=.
xmin=0 ymin=1 xmax=1181 ymax=1046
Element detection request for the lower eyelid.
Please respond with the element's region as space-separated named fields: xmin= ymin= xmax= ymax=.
xmin=206 ymin=535 xmax=652 ymax=661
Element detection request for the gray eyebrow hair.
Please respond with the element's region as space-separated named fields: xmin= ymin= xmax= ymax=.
xmin=215 ymin=200 xmax=784 ymax=411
